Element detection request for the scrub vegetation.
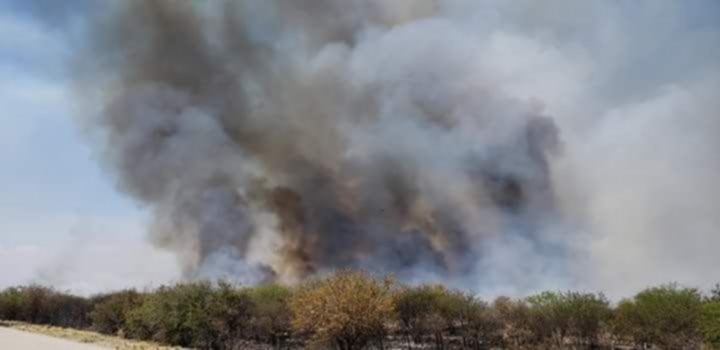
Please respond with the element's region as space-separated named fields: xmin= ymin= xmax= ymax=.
xmin=1 ymin=272 xmax=719 ymax=349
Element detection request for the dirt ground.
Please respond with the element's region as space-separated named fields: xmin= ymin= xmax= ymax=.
xmin=0 ymin=321 xmax=182 ymax=349
xmin=0 ymin=326 xmax=107 ymax=350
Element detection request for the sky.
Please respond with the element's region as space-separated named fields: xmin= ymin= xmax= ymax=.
xmin=0 ymin=0 xmax=180 ymax=294
xmin=0 ymin=1 xmax=719 ymax=299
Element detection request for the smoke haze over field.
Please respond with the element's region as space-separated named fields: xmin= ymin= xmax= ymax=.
xmin=73 ymin=0 xmax=720 ymax=297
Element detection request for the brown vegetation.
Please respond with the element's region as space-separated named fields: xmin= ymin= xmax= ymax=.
xmin=289 ymin=270 xmax=395 ymax=350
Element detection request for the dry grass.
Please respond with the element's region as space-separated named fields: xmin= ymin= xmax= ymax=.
xmin=0 ymin=320 xmax=184 ymax=349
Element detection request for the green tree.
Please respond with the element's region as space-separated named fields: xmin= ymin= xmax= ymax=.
xmin=124 ymin=282 xmax=253 ymax=349
xmin=526 ymin=291 xmax=572 ymax=346
xmin=525 ymin=291 xmax=610 ymax=347
xmin=0 ymin=287 xmax=25 ymax=321
xmin=89 ymin=289 xmax=143 ymax=335
xmin=564 ymin=292 xmax=611 ymax=345
xmin=0 ymin=285 xmax=91 ymax=328
xmin=394 ymin=285 xmax=466 ymax=349
xmin=247 ymin=284 xmax=293 ymax=348
xmin=126 ymin=283 xmax=219 ymax=347
xmin=459 ymin=296 xmax=504 ymax=349
xmin=701 ymin=301 xmax=720 ymax=349
xmin=395 ymin=285 xmax=439 ymax=346
xmin=208 ymin=281 xmax=255 ymax=349
xmin=613 ymin=284 xmax=703 ymax=349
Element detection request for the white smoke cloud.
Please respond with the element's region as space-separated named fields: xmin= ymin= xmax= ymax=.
xmin=63 ymin=0 xmax=720 ymax=298
xmin=445 ymin=0 xmax=720 ymax=297
xmin=0 ymin=216 xmax=180 ymax=295
xmin=555 ymin=77 xmax=720 ymax=298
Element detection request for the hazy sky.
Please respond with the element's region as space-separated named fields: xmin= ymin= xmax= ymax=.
xmin=1 ymin=1 xmax=718 ymax=298
xmin=0 ymin=0 xmax=179 ymax=294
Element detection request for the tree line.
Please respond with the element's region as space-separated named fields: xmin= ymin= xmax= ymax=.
xmin=1 ymin=270 xmax=719 ymax=349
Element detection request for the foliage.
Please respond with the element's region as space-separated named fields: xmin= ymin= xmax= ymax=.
xmin=124 ymin=281 xmax=254 ymax=349
xmin=207 ymin=281 xmax=255 ymax=348
xmin=566 ymin=292 xmax=611 ymax=344
xmin=288 ymin=270 xmax=396 ymax=350
xmin=526 ymin=291 xmax=571 ymax=345
xmin=492 ymin=296 xmax=533 ymax=346
xmin=395 ymin=284 xmax=504 ymax=349
xmin=701 ymin=301 xmax=720 ymax=349
xmin=89 ymin=289 xmax=143 ymax=335
xmin=1 ymin=276 xmax=716 ymax=349
xmin=125 ymin=282 xmax=219 ymax=347
xmin=423 ymin=286 xmax=493 ymax=349
xmin=394 ymin=285 xmax=445 ymax=345
xmin=0 ymin=287 xmax=24 ymax=321
xmin=525 ymin=291 xmax=610 ymax=346
xmin=0 ymin=285 xmax=91 ymax=328
xmin=457 ymin=294 xmax=504 ymax=348
xmin=247 ymin=283 xmax=293 ymax=347
xmin=613 ymin=284 xmax=703 ymax=349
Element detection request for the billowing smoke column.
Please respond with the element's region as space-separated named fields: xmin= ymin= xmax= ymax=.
xmin=82 ymin=0 xmax=568 ymax=287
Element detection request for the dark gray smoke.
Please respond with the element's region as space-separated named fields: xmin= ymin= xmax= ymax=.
xmin=79 ymin=0 xmax=566 ymax=287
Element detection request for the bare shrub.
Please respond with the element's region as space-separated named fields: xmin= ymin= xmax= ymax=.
xmin=492 ymin=296 xmax=533 ymax=347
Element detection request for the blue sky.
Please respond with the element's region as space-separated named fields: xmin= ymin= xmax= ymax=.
xmin=0 ymin=0 xmax=178 ymax=293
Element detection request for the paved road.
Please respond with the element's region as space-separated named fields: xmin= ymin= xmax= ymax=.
xmin=0 ymin=327 xmax=106 ymax=350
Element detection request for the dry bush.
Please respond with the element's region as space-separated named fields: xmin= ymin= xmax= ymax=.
xmin=289 ymin=270 xmax=395 ymax=350
xmin=492 ymin=296 xmax=533 ymax=347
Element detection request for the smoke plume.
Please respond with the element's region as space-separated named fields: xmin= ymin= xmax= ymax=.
xmin=77 ymin=1 xmax=720 ymax=295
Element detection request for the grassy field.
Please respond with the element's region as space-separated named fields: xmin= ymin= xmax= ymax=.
xmin=0 ymin=320 xmax=183 ymax=350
